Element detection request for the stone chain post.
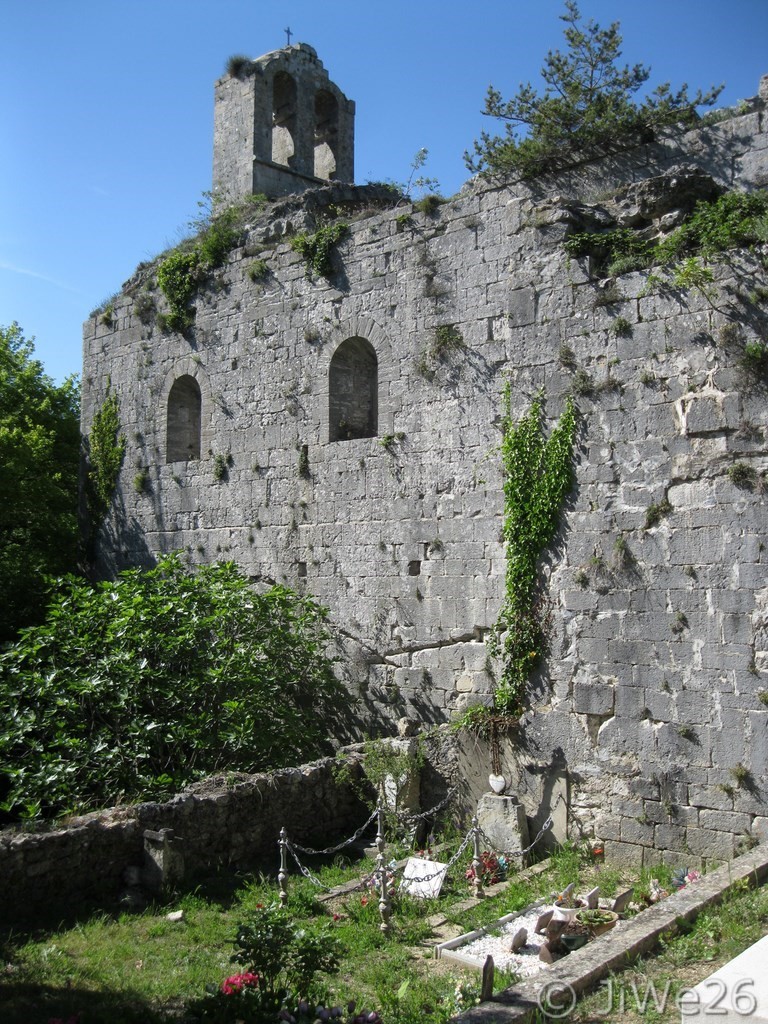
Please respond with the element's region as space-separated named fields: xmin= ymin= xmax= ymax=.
xmin=376 ymin=800 xmax=392 ymax=935
xmin=278 ymin=827 xmax=289 ymax=906
xmin=471 ymin=814 xmax=484 ymax=899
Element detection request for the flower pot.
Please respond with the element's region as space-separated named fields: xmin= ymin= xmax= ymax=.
xmin=576 ymin=909 xmax=618 ymax=936
xmin=561 ymin=932 xmax=589 ymax=951
xmin=551 ymin=904 xmax=578 ymax=923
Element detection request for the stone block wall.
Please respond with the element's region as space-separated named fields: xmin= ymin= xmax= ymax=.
xmin=0 ymin=757 xmax=368 ymax=926
xmin=81 ymin=82 xmax=768 ymax=865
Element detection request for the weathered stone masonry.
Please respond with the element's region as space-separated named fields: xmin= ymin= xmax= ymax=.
xmin=81 ymin=51 xmax=768 ymax=867
xmin=213 ymin=43 xmax=355 ymax=201
xmin=0 ymin=757 xmax=368 ymax=925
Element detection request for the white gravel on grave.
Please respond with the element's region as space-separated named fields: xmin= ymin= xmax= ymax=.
xmin=454 ymin=909 xmax=549 ymax=977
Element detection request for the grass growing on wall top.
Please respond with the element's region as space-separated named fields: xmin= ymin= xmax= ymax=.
xmin=564 ymin=188 xmax=768 ymax=278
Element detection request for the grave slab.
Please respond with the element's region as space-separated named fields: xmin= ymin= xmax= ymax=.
xmin=680 ymin=934 xmax=768 ymax=1023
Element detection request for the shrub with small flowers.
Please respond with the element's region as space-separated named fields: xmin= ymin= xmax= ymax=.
xmin=190 ymin=903 xmax=346 ymax=1023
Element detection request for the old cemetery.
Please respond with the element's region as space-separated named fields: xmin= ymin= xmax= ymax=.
xmin=3 ymin=745 xmax=767 ymax=1024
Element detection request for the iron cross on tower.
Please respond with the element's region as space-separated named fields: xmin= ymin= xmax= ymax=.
xmin=284 ymin=26 xmax=292 ymax=46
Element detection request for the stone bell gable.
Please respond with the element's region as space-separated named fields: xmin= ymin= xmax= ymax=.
xmin=213 ymin=42 xmax=355 ymax=201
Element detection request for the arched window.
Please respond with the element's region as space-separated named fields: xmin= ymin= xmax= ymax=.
xmin=329 ymin=337 xmax=377 ymax=442
xmin=272 ymin=71 xmax=297 ymax=166
xmin=314 ymin=89 xmax=339 ymax=179
xmin=166 ymin=375 xmax=201 ymax=462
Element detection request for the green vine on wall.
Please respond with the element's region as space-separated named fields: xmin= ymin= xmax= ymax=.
xmin=489 ymin=387 xmax=577 ymax=717
xmin=87 ymin=382 xmax=126 ymax=519
xmin=291 ymin=222 xmax=349 ymax=279
xmin=156 ymin=202 xmax=244 ymax=333
xmin=157 ymin=249 xmax=202 ymax=332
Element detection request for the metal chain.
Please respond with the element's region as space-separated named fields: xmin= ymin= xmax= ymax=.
xmin=476 ymin=814 xmax=553 ymax=861
xmin=284 ymin=808 xmax=553 ymax=895
xmin=287 ymin=839 xmax=382 ymax=895
xmin=284 ymin=840 xmax=334 ymax=890
xmin=395 ymin=785 xmax=458 ymax=824
xmin=289 ymin=805 xmax=379 ymax=856
xmin=522 ymin=814 xmax=553 ymax=855
xmin=396 ymin=823 xmax=476 ymax=885
xmin=291 ymin=822 xmax=476 ymax=894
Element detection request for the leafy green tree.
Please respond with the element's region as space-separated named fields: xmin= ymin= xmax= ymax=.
xmin=0 ymin=323 xmax=80 ymax=643
xmin=0 ymin=555 xmax=345 ymax=820
xmin=465 ymin=2 xmax=722 ymax=179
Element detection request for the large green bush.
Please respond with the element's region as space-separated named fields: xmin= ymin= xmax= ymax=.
xmin=0 ymin=323 xmax=81 ymax=643
xmin=0 ymin=555 xmax=345 ymax=820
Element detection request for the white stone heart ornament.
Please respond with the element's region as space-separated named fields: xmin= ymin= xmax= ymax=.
xmin=488 ymin=773 xmax=506 ymax=794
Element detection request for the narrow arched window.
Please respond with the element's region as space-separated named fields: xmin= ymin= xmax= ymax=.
xmin=314 ymin=89 xmax=339 ymax=179
xmin=166 ymin=375 xmax=201 ymax=462
xmin=329 ymin=337 xmax=377 ymax=442
xmin=272 ymin=71 xmax=297 ymax=167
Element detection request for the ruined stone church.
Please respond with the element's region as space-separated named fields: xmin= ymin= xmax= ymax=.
xmin=81 ymin=43 xmax=768 ymax=864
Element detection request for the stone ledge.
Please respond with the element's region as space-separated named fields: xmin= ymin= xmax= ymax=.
xmin=451 ymin=843 xmax=768 ymax=1024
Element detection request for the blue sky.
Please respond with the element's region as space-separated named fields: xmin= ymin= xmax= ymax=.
xmin=2 ymin=0 xmax=767 ymax=385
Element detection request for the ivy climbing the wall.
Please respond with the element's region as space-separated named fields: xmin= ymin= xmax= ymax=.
xmin=87 ymin=382 xmax=125 ymax=520
xmin=489 ymin=387 xmax=577 ymax=718
xmin=156 ymin=199 xmax=248 ymax=332
xmin=291 ymin=222 xmax=349 ymax=279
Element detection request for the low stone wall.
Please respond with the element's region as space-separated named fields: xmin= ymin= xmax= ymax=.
xmin=0 ymin=755 xmax=368 ymax=927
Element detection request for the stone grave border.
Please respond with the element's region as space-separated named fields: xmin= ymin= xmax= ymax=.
xmin=450 ymin=841 xmax=768 ymax=1024
xmin=435 ymin=901 xmax=547 ymax=969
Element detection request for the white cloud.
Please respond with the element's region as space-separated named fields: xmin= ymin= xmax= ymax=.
xmin=0 ymin=261 xmax=82 ymax=294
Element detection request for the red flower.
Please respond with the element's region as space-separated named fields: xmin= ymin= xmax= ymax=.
xmin=221 ymin=971 xmax=259 ymax=996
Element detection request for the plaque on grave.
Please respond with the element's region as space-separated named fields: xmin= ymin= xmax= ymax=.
xmin=400 ymin=857 xmax=448 ymax=899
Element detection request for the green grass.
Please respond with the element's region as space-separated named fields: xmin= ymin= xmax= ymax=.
xmin=568 ymin=878 xmax=768 ymax=1023
xmin=2 ymin=841 xmax=760 ymax=1024
xmin=0 ymin=842 xmax=593 ymax=1023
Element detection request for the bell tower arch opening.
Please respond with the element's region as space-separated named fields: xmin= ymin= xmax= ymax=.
xmin=314 ymin=89 xmax=339 ymax=180
xmin=271 ymin=70 xmax=297 ymax=167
